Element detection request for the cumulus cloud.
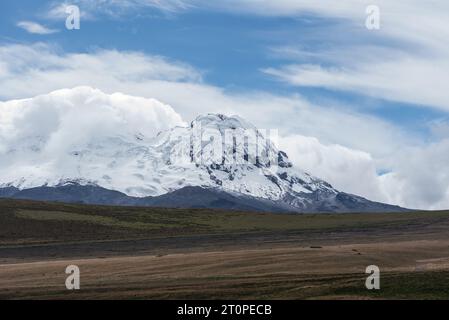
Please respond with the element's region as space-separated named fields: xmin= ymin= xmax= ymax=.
xmin=0 ymin=87 xmax=185 ymax=193
xmin=0 ymin=86 xmax=185 ymax=155
xmin=379 ymin=139 xmax=449 ymax=210
xmin=279 ymin=135 xmax=386 ymax=203
xmin=280 ymin=134 xmax=449 ymax=210
xmin=17 ymin=21 xmax=58 ymax=35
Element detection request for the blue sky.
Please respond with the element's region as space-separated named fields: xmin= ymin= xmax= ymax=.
xmin=1 ymin=0 xmax=449 ymax=209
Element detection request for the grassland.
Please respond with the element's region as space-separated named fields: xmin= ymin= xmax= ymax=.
xmin=1 ymin=198 xmax=449 ymax=300
xmin=1 ymin=198 xmax=448 ymax=245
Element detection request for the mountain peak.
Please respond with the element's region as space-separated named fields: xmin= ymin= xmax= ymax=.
xmin=0 ymin=90 xmax=403 ymax=213
xmin=191 ymin=113 xmax=256 ymax=131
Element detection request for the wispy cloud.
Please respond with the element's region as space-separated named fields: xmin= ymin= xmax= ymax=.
xmin=229 ymin=0 xmax=449 ymax=112
xmin=17 ymin=21 xmax=58 ymax=35
xmin=45 ymin=0 xmax=191 ymax=20
xmin=41 ymin=0 xmax=449 ymax=111
xmin=93 ymin=0 xmax=442 ymax=113
xmin=262 ymin=54 xmax=449 ymax=112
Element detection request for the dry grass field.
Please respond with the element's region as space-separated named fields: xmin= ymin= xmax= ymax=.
xmin=1 ymin=198 xmax=449 ymax=300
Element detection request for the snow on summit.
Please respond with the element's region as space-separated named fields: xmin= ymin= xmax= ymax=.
xmin=0 ymin=87 xmax=334 ymax=202
xmin=0 ymin=87 xmax=184 ymax=193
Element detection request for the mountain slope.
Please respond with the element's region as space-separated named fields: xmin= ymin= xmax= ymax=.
xmin=0 ymin=184 xmax=404 ymax=213
xmin=0 ymin=88 xmax=406 ymax=213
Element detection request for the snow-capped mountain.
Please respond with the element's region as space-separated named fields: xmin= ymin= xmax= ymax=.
xmin=0 ymin=88 xmax=404 ymax=212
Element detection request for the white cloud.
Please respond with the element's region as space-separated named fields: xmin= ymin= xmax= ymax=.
xmin=191 ymin=0 xmax=449 ymax=46
xmin=0 ymin=86 xmax=184 ymax=164
xmin=0 ymin=86 xmax=184 ymax=149
xmin=379 ymin=139 xmax=449 ymax=210
xmin=279 ymin=135 xmax=386 ymax=203
xmin=280 ymin=134 xmax=449 ymax=210
xmin=17 ymin=21 xmax=58 ymax=35
xmin=263 ymin=53 xmax=449 ymax=113
xmin=0 ymin=87 xmax=185 ymax=193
